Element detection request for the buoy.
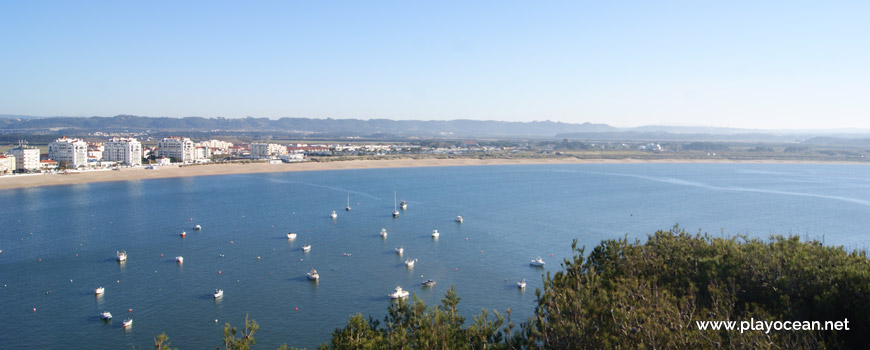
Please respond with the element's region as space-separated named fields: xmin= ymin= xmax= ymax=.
xmin=75 ymin=253 xmax=78 ymax=256
xmin=38 ymin=258 xmax=42 ymax=262
xmin=33 ymin=307 xmax=36 ymax=312
xmin=160 ymin=254 xmax=163 ymax=257
xmin=215 ymin=319 xmax=218 ymax=323
xmin=550 ymin=253 xmax=554 ymax=256
xmin=69 ymin=279 xmax=73 ymax=283
xmin=230 ymin=241 xmax=234 ymax=244
xmin=218 ymin=270 xmax=222 ymax=274
xmin=257 ymin=256 xmax=260 ymax=260
xmin=295 ymin=307 xmax=298 ymax=311
xmin=480 ymin=250 xmax=484 ymax=253
xmin=455 ymin=267 xmax=458 ymax=271
xmin=128 ymin=308 xmax=132 ymax=312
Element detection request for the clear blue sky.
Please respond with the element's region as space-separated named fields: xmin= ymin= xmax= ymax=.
xmin=1 ymin=1 xmax=868 ymax=129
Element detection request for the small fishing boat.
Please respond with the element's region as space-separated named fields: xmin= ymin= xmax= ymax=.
xmin=530 ymin=257 xmax=546 ymax=267
xmin=517 ymin=278 xmax=526 ymax=289
xmin=214 ymin=289 xmax=223 ymax=298
xmin=193 ymin=224 xmax=202 ymax=230
xmin=175 ymin=256 xmax=183 ymax=263
xmin=431 ymin=229 xmax=440 ymax=238
xmin=389 ymin=285 xmax=409 ymax=299
xmin=380 ymin=228 xmax=388 ymax=238
xmin=116 ymin=251 xmax=127 ymax=262
xmin=100 ymin=311 xmax=112 ymax=320
xmin=455 ymin=216 xmax=463 ymax=223
xmin=180 ymin=231 xmax=186 ymax=237
xmin=330 ymin=211 xmax=337 ymax=219
xmin=400 ymin=200 xmax=407 ymax=210
xmin=307 ymin=268 xmax=319 ymax=280
xmin=95 ymin=286 xmax=105 ymax=295
xmin=287 ymin=232 xmax=297 ymax=239
xmin=395 ymin=246 xmax=403 ymax=255
xmin=302 ymin=244 xmax=311 ymax=252
xmin=122 ymin=318 xmax=132 ymax=328
xmin=421 ymin=275 xmax=436 ymax=287
xmin=405 ymin=258 xmax=417 ymax=268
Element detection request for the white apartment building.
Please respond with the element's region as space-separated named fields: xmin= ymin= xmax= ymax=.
xmin=0 ymin=154 xmax=16 ymax=174
xmin=104 ymin=137 xmax=143 ymax=166
xmin=7 ymin=146 xmax=40 ymax=173
xmin=250 ymin=143 xmax=287 ymax=158
xmin=157 ymin=137 xmax=195 ymax=163
xmin=48 ymin=137 xmax=88 ymax=168
xmin=195 ymin=139 xmax=234 ymax=153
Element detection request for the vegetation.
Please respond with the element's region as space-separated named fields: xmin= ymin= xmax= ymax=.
xmin=153 ymin=227 xmax=869 ymax=349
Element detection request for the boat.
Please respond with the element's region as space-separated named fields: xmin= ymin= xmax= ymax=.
xmin=395 ymin=246 xmax=403 ymax=255
xmin=380 ymin=228 xmax=388 ymax=238
xmin=431 ymin=229 xmax=440 ymax=238
xmin=287 ymin=232 xmax=297 ymax=239
xmin=389 ymin=285 xmax=409 ymax=299
xmin=214 ymin=289 xmax=223 ymax=298
xmin=400 ymin=200 xmax=407 ymax=210
xmin=405 ymin=258 xmax=417 ymax=268
xmin=330 ymin=211 xmax=337 ymax=219
xmin=345 ymin=194 xmax=352 ymax=211
xmin=193 ymin=224 xmax=202 ymax=230
xmin=530 ymin=257 xmax=546 ymax=266
xmin=517 ymin=278 xmax=527 ymax=289
xmin=455 ymin=216 xmax=463 ymax=223
xmin=307 ymin=268 xmax=319 ymax=280
xmin=302 ymin=244 xmax=311 ymax=252
xmin=100 ymin=311 xmax=112 ymax=320
xmin=95 ymin=286 xmax=105 ymax=295
xmin=122 ymin=318 xmax=132 ymax=328
xmin=392 ymin=192 xmax=400 ymax=218
xmin=421 ymin=275 xmax=436 ymax=287
xmin=116 ymin=251 xmax=127 ymax=262
xmin=180 ymin=231 xmax=186 ymax=237
xmin=175 ymin=256 xmax=183 ymax=263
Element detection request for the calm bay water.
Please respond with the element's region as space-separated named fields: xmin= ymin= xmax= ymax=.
xmin=2 ymin=163 xmax=870 ymax=349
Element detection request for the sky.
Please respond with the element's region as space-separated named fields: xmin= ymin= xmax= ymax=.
xmin=1 ymin=1 xmax=868 ymax=130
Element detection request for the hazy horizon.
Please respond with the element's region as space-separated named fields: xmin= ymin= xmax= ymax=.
xmin=2 ymin=1 xmax=868 ymax=130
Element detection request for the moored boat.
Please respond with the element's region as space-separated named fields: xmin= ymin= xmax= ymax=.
xmin=116 ymin=251 xmax=127 ymax=262
xmin=287 ymin=232 xmax=297 ymax=239
xmin=95 ymin=286 xmax=105 ymax=295
xmin=307 ymin=268 xmax=319 ymax=280
xmin=330 ymin=211 xmax=338 ymax=219
xmin=122 ymin=318 xmax=132 ymax=328
xmin=530 ymin=257 xmax=546 ymax=267
xmin=302 ymin=244 xmax=311 ymax=252
xmin=395 ymin=246 xmax=403 ymax=255
xmin=214 ymin=289 xmax=223 ymax=298
xmin=431 ymin=229 xmax=440 ymax=238
xmin=193 ymin=224 xmax=202 ymax=230
xmin=517 ymin=278 xmax=526 ymax=289
xmin=100 ymin=311 xmax=112 ymax=320
xmin=405 ymin=258 xmax=417 ymax=268
xmin=175 ymin=256 xmax=183 ymax=263
xmin=455 ymin=216 xmax=463 ymax=223
xmin=389 ymin=285 xmax=409 ymax=299
xmin=380 ymin=228 xmax=388 ymax=238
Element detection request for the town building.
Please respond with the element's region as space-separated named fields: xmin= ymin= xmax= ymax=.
xmin=48 ymin=137 xmax=88 ymax=168
xmin=7 ymin=145 xmax=40 ymax=173
xmin=250 ymin=143 xmax=287 ymax=158
xmin=0 ymin=154 xmax=16 ymax=174
xmin=104 ymin=137 xmax=143 ymax=166
xmin=157 ymin=137 xmax=195 ymax=163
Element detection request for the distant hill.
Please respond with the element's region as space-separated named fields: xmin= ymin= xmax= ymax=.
xmin=0 ymin=115 xmax=617 ymax=138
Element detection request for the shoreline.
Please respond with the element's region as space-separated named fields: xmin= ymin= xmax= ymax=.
xmin=0 ymin=157 xmax=866 ymax=190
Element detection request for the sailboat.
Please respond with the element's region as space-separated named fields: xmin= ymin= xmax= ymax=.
xmin=345 ymin=194 xmax=352 ymax=211
xmin=392 ymin=191 xmax=400 ymax=218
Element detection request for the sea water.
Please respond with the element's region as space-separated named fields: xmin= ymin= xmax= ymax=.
xmin=1 ymin=163 xmax=869 ymax=349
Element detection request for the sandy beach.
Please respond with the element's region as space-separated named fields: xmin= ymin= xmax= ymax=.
xmin=0 ymin=157 xmax=862 ymax=190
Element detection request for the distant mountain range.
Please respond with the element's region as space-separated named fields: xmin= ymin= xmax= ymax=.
xmin=2 ymin=114 xmax=870 ymax=141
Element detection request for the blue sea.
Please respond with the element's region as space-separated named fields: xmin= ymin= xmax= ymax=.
xmin=2 ymin=163 xmax=870 ymax=349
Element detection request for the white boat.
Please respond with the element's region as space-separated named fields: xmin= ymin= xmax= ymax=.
xmin=517 ymin=278 xmax=527 ymax=289
xmin=175 ymin=256 xmax=183 ymax=263
xmin=100 ymin=311 xmax=112 ymax=320
xmin=116 ymin=251 xmax=127 ymax=262
xmin=380 ymin=228 xmax=388 ymax=238
xmin=95 ymin=286 xmax=105 ymax=295
xmin=389 ymin=285 xmax=409 ymax=299
xmin=395 ymin=246 xmax=403 ymax=255
xmin=455 ymin=216 xmax=463 ymax=223
xmin=193 ymin=224 xmax=202 ymax=230
xmin=530 ymin=257 xmax=546 ymax=267
xmin=330 ymin=211 xmax=337 ymax=219
xmin=287 ymin=232 xmax=297 ymax=239
xmin=345 ymin=194 xmax=352 ymax=211
xmin=392 ymin=192 xmax=400 ymax=218
xmin=405 ymin=258 xmax=417 ymax=268
xmin=307 ymin=268 xmax=319 ymax=280
xmin=400 ymin=200 xmax=407 ymax=210
xmin=302 ymin=244 xmax=311 ymax=252
xmin=180 ymin=231 xmax=186 ymax=237
xmin=214 ymin=289 xmax=223 ymax=298
xmin=122 ymin=318 xmax=132 ymax=328
xmin=431 ymin=229 xmax=440 ymax=238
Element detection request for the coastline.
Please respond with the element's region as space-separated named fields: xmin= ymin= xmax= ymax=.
xmin=0 ymin=157 xmax=864 ymax=190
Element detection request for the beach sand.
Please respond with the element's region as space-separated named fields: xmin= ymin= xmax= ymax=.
xmin=0 ymin=157 xmax=859 ymax=190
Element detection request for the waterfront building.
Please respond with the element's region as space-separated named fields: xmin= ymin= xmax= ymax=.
xmin=40 ymin=159 xmax=58 ymax=171
xmin=48 ymin=137 xmax=88 ymax=168
xmin=157 ymin=137 xmax=195 ymax=163
xmin=0 ymin=154 xmax=16 ymax=174
xmin=104 ymin=137 xmax=143 ymax=166
xmin=7 ymin=145 xmax=40 ymax=173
